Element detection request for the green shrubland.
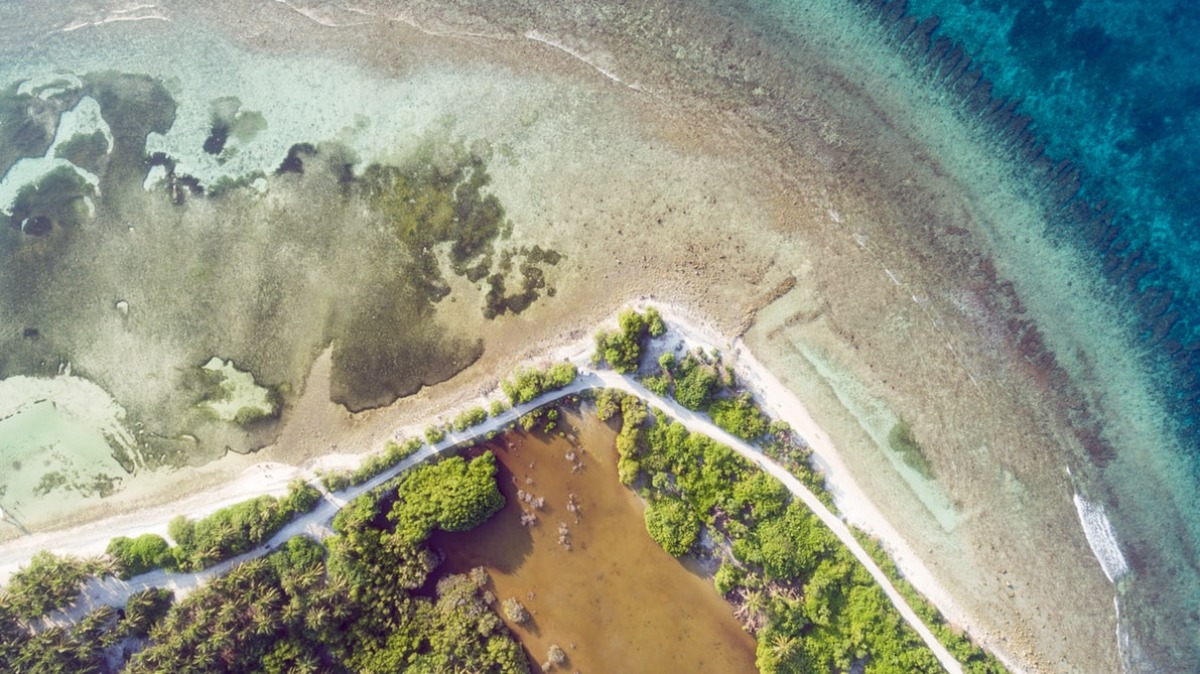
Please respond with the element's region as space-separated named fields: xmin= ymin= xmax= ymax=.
xmin=453 ymin=406 xmax=489 ymax=432
xmin=387 ymin=453 xmax=506 ymax=545
xmin=3 ymin=451 xmax=525 ymax=673
xmin=106 ymin=534 xmax=174 ymax=579
xmin=0 ymin=551 xmax=108 ymax=620
xmin=425 ymin=424 xmax=447 ymax=444
xmin=500 ymin=361 xmax=577 ymax=404
xmin=320 ymin=437 xmax=425 ymax=492
xmin=643 ymin=496 xmax=701 ymax=556
xmin=166 ymin=480 xmax=322 ymax=572
xmin=603 ymin=397 xmax=1003 ymax=674
xmin=593 ymin=307 xmax=665 ymax=373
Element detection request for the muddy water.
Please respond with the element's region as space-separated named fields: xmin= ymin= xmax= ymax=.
xmin=429 ymin=409 xmax=757 ymax=674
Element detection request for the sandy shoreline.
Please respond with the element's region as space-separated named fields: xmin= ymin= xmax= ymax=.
xmin=3 ymin=306 xmax=976 ymax=673
xmin=0 ymin=1 xmax=1146 ymax=670
xmin=2 ymin=305 xmax=1009 ymax=671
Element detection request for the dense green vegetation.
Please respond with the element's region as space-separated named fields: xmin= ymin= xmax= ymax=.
xmin=856 ymin=533 xmax=1006 ymax=673
xmin=1 ymin=453 xmax=525 ymax=673
xmin=592 ymin=307 xmax=665 ymax=373
xmin=710 ymin=392 xmax=771 ymax=441
xmin=0 ymin=304 xmax=1001 ymax=673
xmin=0 ymin=595 xmax=174 ymax=672
xmin=424 ymin=425 xmax=447 ymax=445
xmin=106 ymin=534 xmax=174 ymax=579
xmin=0 ymin=551 xmax=109 ymax=620
xmin=643 ymin=496 xmax=701 ymax=556
xmin=603 ymin=387 xmax=1005 ymax=674
xmin=500 ymin=361 xmax=578 ymax=404
xmin=162 ymin=480 xmax=322 ymax=572
xmin=640 ymin=341 xmax=774 ymax=441
xmin=453 ymin=405 xmax=489 ymax=432
xmin=386 ymin=453 xmax=506 ymax=545
xmin=320 ymin=437 xmax=425 ymax=492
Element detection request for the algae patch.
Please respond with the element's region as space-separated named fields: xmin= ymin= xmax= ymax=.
xmin=195 ymin=357 xmax=279 ymax=426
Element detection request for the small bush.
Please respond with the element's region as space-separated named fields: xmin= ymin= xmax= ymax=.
xmin=593 ymin=307 xmax=664 ymax=373
xmin=641 ymin=373 xmax=671 ymax=396
xmin=673 ymin=362 xmax=717 ymax=410
xmin=502 ymin=597 xmax=529 ymax=623
xmin=453 ymin=406 xmax=488 ymax=432
xmin=107 ymin=534 xmax=174 ymax=578
xmin=425 ymin=425 xmax=447 ymax=444
xmin=710 ymin=393 xmax=770 ymax=441
xmin=644 ymin=497 xmax=701 ymax=557
xmin=501 ymin=362 xmax=578 ymax=404
xmin=321 ymin=470 xmax=352 ymax=492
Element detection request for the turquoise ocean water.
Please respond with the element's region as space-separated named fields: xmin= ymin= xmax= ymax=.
xmin=821 ymin=1 xmax=1200 ymax=669
xmin=1 ymin=0 xmax=1197 ymax=669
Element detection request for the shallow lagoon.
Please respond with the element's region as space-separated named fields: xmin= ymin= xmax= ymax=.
xmin=430 ymin=409 xmax=758 ymax=674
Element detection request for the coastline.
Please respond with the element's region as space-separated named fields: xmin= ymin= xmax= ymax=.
xmin=0 ymin=1 xmax=1146 ymax=669
xmin=3 ymin=305 xmax=1012 ymax=673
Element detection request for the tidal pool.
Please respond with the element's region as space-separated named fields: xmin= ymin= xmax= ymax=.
xmin=429 ymin=408 xmax=757 ymax=674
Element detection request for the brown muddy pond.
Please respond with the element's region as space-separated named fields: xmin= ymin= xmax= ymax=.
xmin=429 ymin=408 xmax=758 ymax=674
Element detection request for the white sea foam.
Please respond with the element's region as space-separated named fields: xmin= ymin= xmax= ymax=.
xmin=1073 ymin=493 xmax=1130 ymax=583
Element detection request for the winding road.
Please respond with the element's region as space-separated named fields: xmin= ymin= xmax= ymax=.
xmin=22 ymin=366 xmax=963 ymax=674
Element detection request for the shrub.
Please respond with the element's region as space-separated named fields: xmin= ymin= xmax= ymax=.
xmin=518 ymin=412 xmax=540 ymax=431
xmin=388 ymin=453 xmax=506 ymax=545
xmin=710 ymin=393 xmax=770 ymax=441
xmin=280 ymin=480 xmax=322 ymax=516
xmin=501 ymin=362 xmax=578 ymax=404
xmin=643 ymin=497 xmax=701 ymax=557
xmin=344 ymin=437 xmax=425 ymax=487
xmin=107 ymin=533 xmax=174 ymax=578
xmin=657 ymin=352 xmax=675 ymax=371
xmin=593 ymin=307 xmax=663 ymax=373
xmin=166 ymin=481 xmax=323 ymax=571
xmin=641 ymin=373 xmax=671 ymax=396
xmin=425 ymin=425 xmax=447 ymax=444
xmin=594 ymin=388 xmax=623 ymax=421
xmin=645 ymin=307 xmax=666 ymax=337
xmin=489 ymin=400 xmax=509 ymax=417
xmin=545 ymin=362 xmax=577 ymax=388
xmin=321 ymin=470 xmax=352 ymax=492
xmin=673 ymin=362 xmax=717 ymax=410
xmin=453 ymin=406 xmax=489 ymax=432
xmin=502 ymin=597 xmax=529 ymax=623
xmin=714 ymin=562 xmax=744 ymax=596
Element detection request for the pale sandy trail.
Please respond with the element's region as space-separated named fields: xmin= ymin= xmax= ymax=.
xmin=25 ymin=360 xmax=963 ymax=673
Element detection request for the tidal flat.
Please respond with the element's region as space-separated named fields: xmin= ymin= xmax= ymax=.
xmin=0 ymin=1 xmax=1194 ymax=671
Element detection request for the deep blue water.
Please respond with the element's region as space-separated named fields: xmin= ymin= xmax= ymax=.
xmin=899 ymin=0 xmax=1200 ymax=431
xmin=850 ymin=1 xmax=1200 ymax=668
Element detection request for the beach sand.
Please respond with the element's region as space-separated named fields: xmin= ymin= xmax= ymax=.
xmin=2 ymin=0 xmax=1178 ymax=671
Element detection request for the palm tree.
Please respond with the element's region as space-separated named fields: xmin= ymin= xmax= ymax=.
xmin=770 ymin=632 xmax=799 ymax=661
xmin=734 ymin=589 xmax=767 ymax=634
